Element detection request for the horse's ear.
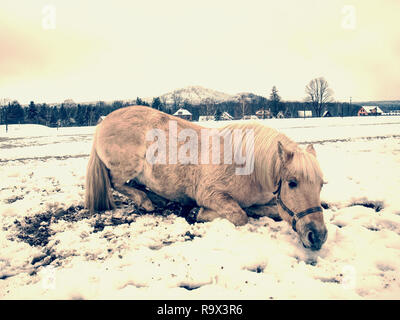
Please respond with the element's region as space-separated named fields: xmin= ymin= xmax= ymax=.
xmin=277 ymin=141 xmax=294 ymax=165
xmin=306 ymin=144 xmax=317 ymax=157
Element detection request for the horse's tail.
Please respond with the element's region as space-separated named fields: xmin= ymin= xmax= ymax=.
xmin=85 ymin=140 xmax=115 ymax=213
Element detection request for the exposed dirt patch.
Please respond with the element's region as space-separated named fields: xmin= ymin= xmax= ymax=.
xmin=5 ymin=195 xmax=25 ymax=204
xmin=349 ymin=200 xmax=384 ymax=212
xmin=13 ymin=191 xmax=200 ymax=249
xmin=14 ymin=212 xmax=54 ymax=247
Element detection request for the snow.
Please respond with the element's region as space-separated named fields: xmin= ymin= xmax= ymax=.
xmin=1 ymin=117 xmax=400 ymax=299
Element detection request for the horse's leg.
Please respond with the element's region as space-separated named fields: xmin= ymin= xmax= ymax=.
xmin=109 ymin=168 xmax=154 ymax=211
xmin=127 ymin=180 xmax=170 ymax=208
xmin=112 ymin=183 xmax=155 ymax=211
xmin=106 ymin=155 xmax=155 ymax=211
xmin=245 ymin=201 xmax=282 ymax=222
xmin=196 ymin=193 xmax=248 ymax=226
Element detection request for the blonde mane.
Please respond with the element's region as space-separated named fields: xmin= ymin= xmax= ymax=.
xmin=222 ymin=121 xmax=323 ymax=189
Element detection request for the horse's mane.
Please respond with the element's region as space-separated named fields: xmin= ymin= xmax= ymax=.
xmin=221 ymin=121 xmax=323 ymax=189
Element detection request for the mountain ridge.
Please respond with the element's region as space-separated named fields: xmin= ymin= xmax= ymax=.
xmin=144 ymin=85 xmax=266 ymax=105
xmin=23 ymin=86 xmax=399 ymax=107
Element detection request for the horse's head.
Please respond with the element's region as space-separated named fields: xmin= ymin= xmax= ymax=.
xmin=276 ymin=141 xmax=327 ymax=250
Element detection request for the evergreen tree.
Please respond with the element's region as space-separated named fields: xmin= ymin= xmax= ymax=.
xmin=1 ymin=104 xmax=9 ymax=131
xmin=214 ymin=107 xmax=222 ymax=121
xmin=27 ymin=101 xmax=38 ymax=123
xmin=151 ymin=97 xmax=162 ymax=111
xmin=269 ymin=86 xmax=281 ymax=116
xmin=136 ymin=97 xmax=149 ymax=106
xmin=75 ymin=104 xmax=86 ymax=126
xmin=94 ymin=107 xmax=103 ymax=124
xmin=182 ymin=100 xmax=192 ymax=111
xmin=49 ymin=106 xmax=59 ymax=127
xmin=85 ymin=106 xmax=96 ymax=126
xmin=38 ymin=104 xmax=49 ymax=125
xmin=59 ymin=105 xmax=68 ymax=126
xmin=7 ymin=100 xmax=24 ymax=124
xmin=112 ymin=100 xmax=124 ymax=110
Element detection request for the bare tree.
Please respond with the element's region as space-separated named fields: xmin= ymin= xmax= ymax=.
xmin=204 ymin=98 xmax=216 ymax=116
xmin=258 ymin=96 xmax=268 ymax=119
xmin=238 ymin=94 xmax=250 ymax=118
xmin=305 ymin=77 xmax=334 ymax=117
xmin=171 ymin=93 xmax=182 ymax=112
xmin=160 ymin=96 xmax=168 ymax=110
xmin=0 ymin=98 xmax=11 ymax=132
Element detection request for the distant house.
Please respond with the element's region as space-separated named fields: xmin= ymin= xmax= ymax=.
xmin=242 ymin=115 xmax=259 ymax=120
xmin=284 ymin=109 xmax=292 ymax=118
xmin=221 ymin=112 xmax=234 ymax=121
xmin=205 ymin=111 xmax=233 ymax=122
xmin=97 ymin=116 xmax=106 ymax=124
xmin=357 ymin=106 xmax=383 ymax=116
xmin=255 ymin=109 xmax=272 ymax=119
xmin=276 ymin=111 xmax=285 ymax=119
xmin=173 ymin=108 xmax=192 ymax=121
xmin=382 ymin=110 xmax=400 ymax=116
xmin=322 ymin=110 xmax=332 ymax=117
xmin=198 ymin=115 xmax=215 ymax=122
xmin=298 ymin=110 xmax=312 ymax=118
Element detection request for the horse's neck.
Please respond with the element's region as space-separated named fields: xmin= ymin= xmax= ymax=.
xmin=254 ymin=137 xmax=282 ymax=193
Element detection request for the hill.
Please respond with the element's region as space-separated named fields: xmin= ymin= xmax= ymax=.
xmin=145 ymin=86 xmax=266 ymax=106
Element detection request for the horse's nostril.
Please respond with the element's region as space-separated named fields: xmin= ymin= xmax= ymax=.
xmin=308 ymin=231 xmax=315 ymax=245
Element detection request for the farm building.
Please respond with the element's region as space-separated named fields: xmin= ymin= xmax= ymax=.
xmin=382 ymin=110 xmax=400 ymax=116
xmin=97 ymin=116 xmax=106 ymax=124
xmin=198 ymin=115 xmax=215 ymax=122
xmin=173 ymin=108 xmax=192 ymax=121
xmin=322 ymin=110 xmax=332 ymax=117
xmin=298 ymin=110 xmax=312 ymax=118
xmin=276 ymin=111 xmax=285 ymax=119
xmin=242 ymin=115 xmax=259 ymax=120
xmin=358 ymin=106 xmax=383 ymax=116
xmin=199 ymin=112 xmax=234 ymax=122
xmin=221 ymin=112 xmax=234 ymax=121
xmin=255 ymin=109 xmax=272 ymax=119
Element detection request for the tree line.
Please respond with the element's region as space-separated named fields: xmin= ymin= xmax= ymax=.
xmin=0 ymin=77 xmax=360 ymax=128
xmin=0 ymin=100 xmax=130 ymax=128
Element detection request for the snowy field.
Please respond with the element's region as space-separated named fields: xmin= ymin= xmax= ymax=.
xmin=1 ymin=116 xmax=400 ymax=299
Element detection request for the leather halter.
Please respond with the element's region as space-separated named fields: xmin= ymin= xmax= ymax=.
xmin=273 ymin=179 xmax=323 ymax=232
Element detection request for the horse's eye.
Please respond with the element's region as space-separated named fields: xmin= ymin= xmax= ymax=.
xmin=288 ymin=180 xmax=298 ymax=189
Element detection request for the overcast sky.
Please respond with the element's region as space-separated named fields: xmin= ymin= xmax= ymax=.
xmin=1 ymin=0 xmax=399 ymax=104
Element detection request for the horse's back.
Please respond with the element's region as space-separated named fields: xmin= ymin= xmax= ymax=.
xmin=98 ymin=105 xmax=200 ymax=141
xmin=95 ymin=106 xmax=157 ymax=164
xmin=94 ymin=106 xmax=202 ymax=199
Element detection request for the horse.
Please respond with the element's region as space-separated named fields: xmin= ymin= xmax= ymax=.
xmin=85 ymin=106 xmax=327 ymax=250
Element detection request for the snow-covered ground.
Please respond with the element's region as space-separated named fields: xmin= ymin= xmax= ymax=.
xmin=1 ymin=116 xmax=400 ymax=299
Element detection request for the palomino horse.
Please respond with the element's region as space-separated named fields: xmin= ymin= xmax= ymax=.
xmin=85 ymin=106 xmax=327 ymax=250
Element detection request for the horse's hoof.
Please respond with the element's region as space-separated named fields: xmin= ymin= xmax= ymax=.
xmin=231 ymin=213 xmax=249 ymax=226
xmin=187 ymin=207 xmax=200 ymax=224
xmin=141 ymin=200 xmax=155 ymax=212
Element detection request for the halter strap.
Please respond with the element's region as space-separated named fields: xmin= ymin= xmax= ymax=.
xmin=273 ymin=179 xmax=323 ymax=232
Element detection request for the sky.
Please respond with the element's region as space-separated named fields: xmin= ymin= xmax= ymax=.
xmin=1 ymin=0 xmax=399 ymax=104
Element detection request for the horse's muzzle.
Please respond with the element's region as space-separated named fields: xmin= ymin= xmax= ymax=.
xmin=302 ymin=222 xmax=327 ymax=251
